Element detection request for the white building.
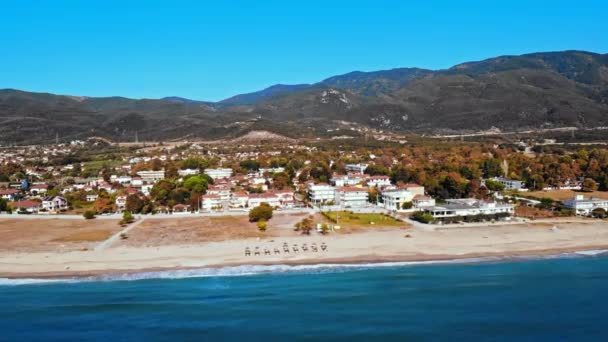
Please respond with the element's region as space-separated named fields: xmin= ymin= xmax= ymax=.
xmin=115 ymin=195 xmax=127 ymax=212
xmin=110 ymin=175 xmax=132 ymax=185
xmin=413 ymin=195 xmax=436 ymax=208
xmin=207 ymin=185 xmax=231 ymax=201
xmin=86 ymin=194 xmax=98 ymax=202
xmin=489 ymin=177 xmax=527 ymax=191
xmin=381 ymin=188 xmax=415 ymax=210
xmin=204 ymin=168 xmax=233 ymax=180
xmin=366 ymin=175 xmax=392 ymax=188
xmin=335 ymin=187 xmax=369 ymax=208
xmin=178 ymin=168 xmax=200 ymax=177
xmin=42 ymin=196 xmax=69 ymax=212
xmin=345 ymin=163 xmax=368 ymax=174
xmin=259 ymin=167 xmax=285 ymax=174
xmin=563 ymin=195 xmax=608 ymax=216
xmin=424 ymin=199 xmax=514 ymax=218
xmin=230 ymin=192 xmax=249 ymax=209
xmin=307 ymin=183 xmax=336 ymax=204
xmin=201 ymin=194 xmax=222 ymax=211
xmin=402 ymin=184 xmax=425 ymax=197
xmin=136 ymin=170 xmax=165 ymax=183
xmin=331 ymin=173 xmax=365 ymax=187
xmin=248 ymin=193 xmax=281 ymax=208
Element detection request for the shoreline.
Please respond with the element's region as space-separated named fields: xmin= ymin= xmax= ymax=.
xmin=2 ymin=244 xmax=608 ymax=281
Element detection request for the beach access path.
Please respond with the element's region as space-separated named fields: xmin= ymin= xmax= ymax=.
xmin=95 ymin=217 xmax=146 ymax=251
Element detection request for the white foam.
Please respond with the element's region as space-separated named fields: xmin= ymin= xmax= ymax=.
xmin=1 ymin=250 xmax=606 ymax=286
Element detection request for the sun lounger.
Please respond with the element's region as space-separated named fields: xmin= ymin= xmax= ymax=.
xmin=274 ymin=248 xmax=281 ymax=255
xmin=264 ymin=249 xmax=271 ymax=255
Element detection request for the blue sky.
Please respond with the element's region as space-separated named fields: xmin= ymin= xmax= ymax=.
xmin=1 ymin=0 xmax=607 ymax=101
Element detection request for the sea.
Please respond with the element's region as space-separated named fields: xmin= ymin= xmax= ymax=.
xmin=1 ymin=251 xmax=608 ymax=341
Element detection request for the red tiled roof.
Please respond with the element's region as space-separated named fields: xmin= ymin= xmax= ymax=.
xmin=0 ymin=189 xmax=18 ymax=195
xmin=10 ymin=200 xmax=41 ymax=208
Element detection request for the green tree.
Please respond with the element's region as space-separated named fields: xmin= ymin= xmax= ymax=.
xmin=402 ymin=201 xmax=413 ymax=210
xmin=249 ymin=203 xmax=273 ymax=222
xmin=300 ymin=218 xmax=314 ymax=235
xmin=582 ymin=178 xmax=598 ymax=192
xmin=183 ymin=175 xmax=209 ymax=193
xmin=125 ymin=194 xmax=144 ymax=213
xmin=484 ymin=179 xmax=506 ymax=192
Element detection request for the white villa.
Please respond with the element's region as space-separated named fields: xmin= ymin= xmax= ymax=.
xmin=307 ymin=183 xmax=336 ymax=204
xmin=248 ymin=193 xmax=281 ymax=208
xmin=41 ymin=196 xmax=69 ymax=212
xmin=563 ymin=195 xmax=608 ymax=216
xmin=201 ymin=194 xmax=222 ymax=211
xmin=178 ymin=168 xmax=200 ymax=177
xmin=229 ymin=192 xmax=249 ymax=209
xmin=366 ymin=175 xmax=392 ymax=188
xmin=381 ymin=188 xmax=415 ymax=210
xmin=335 ymin=187 xmax=369 ymax=208
xmin=207 ymin=185 xmax=231 ymax=201
xmin=331 ymin=173 xmax=365 ymax=187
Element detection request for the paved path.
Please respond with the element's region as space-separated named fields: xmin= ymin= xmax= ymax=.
xmin=95 ymin=217 xmax=146 ymax=251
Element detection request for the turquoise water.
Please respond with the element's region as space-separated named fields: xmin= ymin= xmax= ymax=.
xmin=1 ymin=254 xmax=608 ymax=341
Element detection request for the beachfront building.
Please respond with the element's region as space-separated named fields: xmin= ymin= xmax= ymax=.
xmin=206 ymin=184 xmax=231 ymax=201
xmin=381 ymin=188 xmax=415 ymax=210
xmin=41 ymin=196 xmax=68 ymax=212
xmin=423 ymin=198 xmax=514 ymax=219
xmin=204 ymin=168 xmax=233 ymax=180
xmin=345 ymin=163 xmax=368 ymax=174
xmin=307 ymin=183 xmax=336 ymax=205
xmin=563 ymin=195 xmax=608 ymax=216
xmin=335 ymin=187 xmax=369 ymax=208
xmin=229 ymin=192 xmax=249 ymax=209
xmin=201 ymin=194 xmax=222 ymax=211
xmin=10 ymin=200 xmax=42 ymax=213
xmin=413 ymin=195 xmax=436 ymax=208
xmin=0 ymin=189 xmax=19 ymax=201
xmin=136 ymin=170 xmax=165 ymax=183
xmin=248 ymin=193 xmax=281 ymax=208
xmin=274 ymin=190 xmax=295 ymax=208
xmin=488 ymin=177 xmax=527 ymax=191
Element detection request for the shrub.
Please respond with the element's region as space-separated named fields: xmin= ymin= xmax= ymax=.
xmin=83 ymin=210 xmax=96 ymax=219
xmin=249 ymin=203 xmax=273 ymax=222
xmin=121 ymin=210 xmax=134 ymax=224
xmin=257 ymin=220 xmax=267 ymax=231
xmin=411 ymin=211 xmax=434 ymax=224
xmin=402 ymin=201 xmax=413 ymax=210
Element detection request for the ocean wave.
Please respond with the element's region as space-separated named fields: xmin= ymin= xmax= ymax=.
xmin=2 ymin=250 xmax=608 ymax=286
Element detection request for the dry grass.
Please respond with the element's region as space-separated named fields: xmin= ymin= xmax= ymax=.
xmin=117 ymin=213 xmax=310 ymax=247
xmin=526 ymin=189 xmax=608 ymax=201
xmin=52 ymin=230 xmax=115 ymax=242
xmin=0 ymin=218 xmax=121 ymax=252
xmin=515 ymin=206 xmax=556 ymax=219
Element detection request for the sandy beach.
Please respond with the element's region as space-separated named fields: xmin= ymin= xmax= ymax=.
xmin=0 ymin=215 xmax=607 ymax=278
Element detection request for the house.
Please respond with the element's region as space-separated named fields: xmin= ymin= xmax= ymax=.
xmin=248 ymin=193 xmax=281 ymax=208
xmin=10 ymin=200 xmax=42 ymax=213
xmin=274 ymin=190 xmax=295 ymax=208
xmin=331 ymin=173 xmax=365 ymax=187
xmin=178 ymin=168 xmax=200 ymax=177
xmin=86 ymin=194 xmax=99 ymax=202
xmin=335 ymin=187 xmax=369 ymax=208
xmin=204 ymin=168 xmax=233 ymax=180
xmin=381 ymin=188 xmax=415 ymax=210
xmin=366 ymin=175 xmax=392 ymax=188
xmin=115 ymin=195 xmax=127 ymax=212
xmin=110 ymin=175 xmax=132 ymax=185
xmin=136 ymin=170 xmax=165 ymax=183
xmin=207 ymin=184 xmax=231 ymax=201
xmin=412 ymin=195 xmax=436 ymax=208
xmin=230 ymin=192 xmax=249 ymax=209
xmin=42 ymin=196 xmax=69 ymax=212
xmin=345 ymin=163 xmax=368 ymax=174
xmin=172 ymin=203 xmax=191 ymax=214
xmin=259 ymin=167 xmax=285 ymax=174
xmin=423 ymin=199 xmax=514 ymax=219
xmin=29 ymin=183 xmax=49 ymax=195
xmin=307 ymin=183 xmax=336 ymax=205
xmin=201 ymin=194 xmax=222 ymax=211
xmin=488 ymin=177 xmax=527 ymax=191
xmin=0 ymin=189 xmax=19 ymax=201
xmin=563 ymin=195 xmax=608 ymax=216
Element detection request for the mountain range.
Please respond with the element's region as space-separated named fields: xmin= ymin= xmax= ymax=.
xmin=1 ymin=50 xmax=607 ymax=144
